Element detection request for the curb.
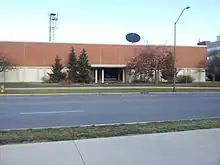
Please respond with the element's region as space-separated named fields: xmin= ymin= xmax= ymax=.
xmin=0 ymin=92 xmax=142 ymax=96
xmin=147 ymin=92 xmax=220 ymax=94
xmin=2 ymin=117 xmax=220 ymax=131
xmin=1 ymin=91 xmax=220 ymax=96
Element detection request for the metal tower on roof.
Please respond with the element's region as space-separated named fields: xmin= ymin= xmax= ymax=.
xmin=49 ymin=12 xmax=58 ymax=42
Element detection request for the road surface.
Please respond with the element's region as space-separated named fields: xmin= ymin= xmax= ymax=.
xmin=0 ymin=93 xmax=220 ymax=130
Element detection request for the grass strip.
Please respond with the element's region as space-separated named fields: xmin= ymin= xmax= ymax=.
xmin=2 ymin=82 xmax=220 ymax=88
xmin=1 ymin=118 xmax=220 ymax=145
xmin=2 ymin=88 xmax=220 ymax=94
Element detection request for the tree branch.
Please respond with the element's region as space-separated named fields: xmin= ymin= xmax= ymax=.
xmin=0 ymin=54 xmax=13 ymax=72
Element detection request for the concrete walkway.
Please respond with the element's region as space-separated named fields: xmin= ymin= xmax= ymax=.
xmin=5 ymin=86 xmax=220 ymax=90
xmin=1 ymin=129 xmax=220 ymax=165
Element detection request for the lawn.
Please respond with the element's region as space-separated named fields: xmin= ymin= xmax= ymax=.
xmin=1 ymin=82 xmax=220 ymax=88
xmin=1 ymin=118 xmax=220 ymax=145
xmin=2 ymin=88 xmax=220 ymax=95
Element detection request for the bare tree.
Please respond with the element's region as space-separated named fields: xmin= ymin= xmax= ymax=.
xmin=161 ymin=52 xmax=178 ymax=83
xmin=127 ymin=46 xmax=171 ymax=84
xmin=0 ymin=53 xmax=13 ymax=72
xmin=207 ymin=54 xmax=220 ymax=81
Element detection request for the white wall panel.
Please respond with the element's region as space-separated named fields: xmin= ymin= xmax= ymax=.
xmin=178 ymin=68 xmax=206 ymax=82
xmin=1 ymin=67 xmax=206 ymax=83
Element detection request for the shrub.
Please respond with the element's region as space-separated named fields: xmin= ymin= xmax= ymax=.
xmin=48 ymin=55 xmax=66 ymax=83
xmin=176 ymin=75 xmax=195 ymax=83
xmin=41 ymin=76 xmax=51 ymax=83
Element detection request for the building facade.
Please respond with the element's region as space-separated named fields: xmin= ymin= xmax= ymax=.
xmin=205 ymin=36 xmax=220 ymax=81
xmin=207 ymin=36 xmax=220 ymax=61
xmin=0 ymin=41 xmax=207 ymax=83
xmin=198 ymin=35 xmax=220 ymax=61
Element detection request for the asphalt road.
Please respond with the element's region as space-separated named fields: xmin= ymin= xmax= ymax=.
xmin=0 ymin=93 xmax=220 ymax=130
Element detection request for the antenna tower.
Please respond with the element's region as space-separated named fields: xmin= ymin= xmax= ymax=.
xmin=49 ymin=12 xmax=58 ymax=42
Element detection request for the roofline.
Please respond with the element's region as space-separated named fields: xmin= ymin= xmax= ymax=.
xmin=0 ymin=40 xmax=207 ymax=49
xmin=91 ymin=64 xmax=126 ymax=68
xmin=196 ymin=45 xmax=208 ymax=48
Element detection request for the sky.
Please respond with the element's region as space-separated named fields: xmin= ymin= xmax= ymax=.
xmin=0 ymin=0 xmax=220 ymax=46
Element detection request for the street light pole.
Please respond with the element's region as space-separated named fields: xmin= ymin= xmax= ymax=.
xmin=173 ymin=6 xmax=190 ymax=92
xmin=173 ymin=22 xmax=177 ymax=92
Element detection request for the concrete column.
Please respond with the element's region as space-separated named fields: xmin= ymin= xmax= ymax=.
xmin=95 ymin=69 xmax=98 ymax=83
xmin=122 ymin=69 xmax=125 ymax=83
xmin=23 ymin=44 xmax=26 ymax=82
xmin=101 ymin=69 xmax=104 ymax=83
xmin=22 ymin=68 xmax=26 ymax=82
xmin=3 ymin=70 xmax=6 ymax=82
xmin=118 ymin=70 xmax=121 ymax=81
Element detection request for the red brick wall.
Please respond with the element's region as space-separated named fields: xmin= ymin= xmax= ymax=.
xmin=0 ymin=41 xmax=207 ymax=68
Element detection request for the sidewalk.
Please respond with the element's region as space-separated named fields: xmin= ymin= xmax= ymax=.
xmin=5 ymin=86 xmax=220 ymax=90
xmin=1 ymin=129 xmax=220 ymax=165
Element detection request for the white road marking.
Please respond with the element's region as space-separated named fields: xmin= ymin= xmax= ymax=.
xmin=19 ymin=110 xmax=84 ymax=115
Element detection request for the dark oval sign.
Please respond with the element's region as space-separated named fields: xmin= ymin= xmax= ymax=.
xmin=126 ymin=33 xmax=141 ymax=43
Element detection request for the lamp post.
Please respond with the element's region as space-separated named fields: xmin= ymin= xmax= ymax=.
xmin=173 ymin=6 xmax=190 ymax=92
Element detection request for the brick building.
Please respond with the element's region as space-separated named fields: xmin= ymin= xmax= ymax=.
xmin=0 ymin=41 xmax=207 ymax=83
